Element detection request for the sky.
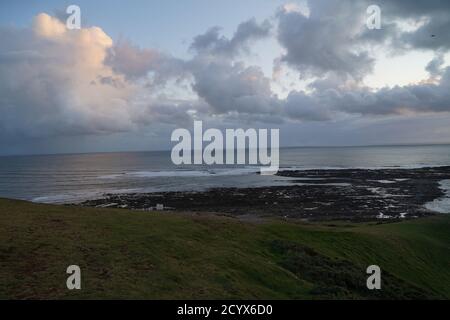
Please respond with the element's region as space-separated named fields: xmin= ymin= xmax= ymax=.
xmin=1 ymin=0 xmax=450 ymax=155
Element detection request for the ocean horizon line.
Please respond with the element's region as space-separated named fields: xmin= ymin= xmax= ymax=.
xmin=2 ymin=142 xmax=450 ymax=158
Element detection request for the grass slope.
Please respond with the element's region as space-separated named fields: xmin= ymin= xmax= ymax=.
xmin=0 ymin=198 xmax=449 ymax=299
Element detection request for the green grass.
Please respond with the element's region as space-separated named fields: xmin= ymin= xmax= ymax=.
xmin=0 ymin=198 xmax=448 ymax=299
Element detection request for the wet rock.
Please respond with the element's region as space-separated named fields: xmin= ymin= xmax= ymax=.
xmin=78 ymin=166 xmax=450 ymax=221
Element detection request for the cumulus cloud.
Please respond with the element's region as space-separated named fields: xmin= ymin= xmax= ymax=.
xmin=0 ymin=13 xmax=136 ymax=137
xmin=276 ymin=0 xmax=375 ymax=80
xmin=426 ymin=52 xmax=445 ymax=77
xmin=282 ymin=66 xmax=450 ymax=119
xmin=187 ymin=56 xmax=336 ymax=122
xmin=190 ymin=18 xmax=272 ymax=57
xmin=336 ymin=67 xmax=450 ymax=115
xmin=375 ymin=0 xmax=450 ymax=50
xmin=190 ymin=59 xmax=276 ymax=115
xmin=0 ymin=13 xmax=195 ymax=139
xmin=106 ymin=40 xmax=188 ymax=85
xmin=275 ymin=0 xmax=450 ymax=80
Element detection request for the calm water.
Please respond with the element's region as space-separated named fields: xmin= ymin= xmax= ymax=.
xmin=1 ymin=145 xmax=450 ymax=203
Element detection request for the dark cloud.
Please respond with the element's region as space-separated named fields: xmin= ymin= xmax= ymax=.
xmin=375 ymin=0 xmax=450 ymax=17
xmin=188 ymin=56 xmax=338 ymax=123
xmin=130 ymin=100 xmax=196 ymax=127
xmin=106 ymin=40 xmax=188 ymax=85
xmin=368 ymin=0 xmax=450 ymax=51
xmin=190 ymin=18 xmax=271 ymax=57
xmin=276 ymin=0 xmax=450 ymax=79
xmin=311 ymin=67 xmax=450 ymax=116
xmin=426 ymin=53 xmax=445 ymax=76
xmin=399 ymin=14 xmax=450 ymax=51
xmin=190 ymin=59 xmax=275 ymax=115
xmin=276 ymin=0 xmax=375 ymax=80
xmin=283 ymin=91 xmax=334 ymax=121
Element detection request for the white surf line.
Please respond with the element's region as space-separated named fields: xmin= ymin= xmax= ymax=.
xmin=425 ymin=179 xmax=450 ymax=214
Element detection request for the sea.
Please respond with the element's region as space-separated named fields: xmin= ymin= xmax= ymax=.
xmin=1 ymin=145 xmax=450 ymax=210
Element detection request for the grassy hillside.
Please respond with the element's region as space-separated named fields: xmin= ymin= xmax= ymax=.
xmin=0 ymin=198 xmax=448 ymax=299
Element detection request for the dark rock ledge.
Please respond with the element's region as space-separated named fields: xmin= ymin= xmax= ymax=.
xmin=77 ymin=166 xmax=450 ymax=222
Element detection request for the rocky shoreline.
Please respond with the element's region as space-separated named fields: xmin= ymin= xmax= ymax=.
xmin=78 ymin=166 xmax=450 ymax=221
